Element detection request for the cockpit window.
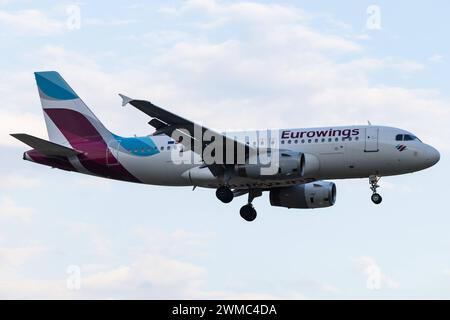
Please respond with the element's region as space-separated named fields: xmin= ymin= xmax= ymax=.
xmin=395 ymin=134 xmax=422 ymax=142
xmin=404 ymin=134 xmax=421 ymax=142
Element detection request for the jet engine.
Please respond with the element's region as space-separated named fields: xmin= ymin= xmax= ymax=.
xmin=234 ymin=151 xmax=320 ymax=180
xmin=269 ymin=181 xmax=336 ymax=209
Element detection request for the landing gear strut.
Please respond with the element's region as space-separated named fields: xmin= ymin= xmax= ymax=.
xmin=240 ymin=189 xmax=262 ymax=222
xmin=369 ymin=175 xmax=382 ymax=204
xmin=216 ymin=186 xmax=234 ymax=203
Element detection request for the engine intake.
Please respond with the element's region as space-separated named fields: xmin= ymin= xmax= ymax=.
xmin=269 ymin=181 xmax=336 ymax=209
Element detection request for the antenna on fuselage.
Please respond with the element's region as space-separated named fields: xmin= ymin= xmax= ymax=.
xmin=367 ymin=120 xmax=372 ymax=126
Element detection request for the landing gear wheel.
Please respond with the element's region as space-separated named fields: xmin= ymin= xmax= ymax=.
xmin=216 ymin=186 xmax=234 ymax=203
xmin=240 ymin=204 xmax=257 ymax=222
xmin=369 ymin=175 xmax=382 ymax=205
xmin=371 ymin=193 xmax=382 ymax=204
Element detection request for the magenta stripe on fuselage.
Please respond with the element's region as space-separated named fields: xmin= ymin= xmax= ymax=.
xmin=44 ymin=108 xmax=140 ymax=183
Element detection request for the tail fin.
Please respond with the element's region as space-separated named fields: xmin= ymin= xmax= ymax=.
xmin=35 ymin=71 xmax=111 ymax=147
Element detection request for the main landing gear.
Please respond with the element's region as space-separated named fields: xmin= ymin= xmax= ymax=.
xmin=240 ymin=189 xmax=262 ymax=222
xmin=216 ymin=186 xmax=234 ymax=203
xmin=215 ymin=186 xmax=262 ymax=222
xmin=369 ymin=175 xmax=382 ymax=204
xmin=240 ymin=204 xmax=257 ymax=222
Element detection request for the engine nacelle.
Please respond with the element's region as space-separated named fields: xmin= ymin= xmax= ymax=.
xmin=269 ymin=181 xmax=336 ymax=209
xmin=234 ymin=151 xmax=305 ymax=179
xmin=234 ymin=152 xmax=320 ymax=180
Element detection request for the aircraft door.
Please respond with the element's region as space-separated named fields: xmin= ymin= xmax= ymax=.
xmin=364 ymin=127 xmax=379 ymax=152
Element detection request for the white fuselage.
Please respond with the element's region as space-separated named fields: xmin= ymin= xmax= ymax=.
xmin=110 ymin=125 xmax=440 ymax=188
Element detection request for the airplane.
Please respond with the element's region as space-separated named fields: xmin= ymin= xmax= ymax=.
xmin=11 ymin=71 xmax=440 ymax=222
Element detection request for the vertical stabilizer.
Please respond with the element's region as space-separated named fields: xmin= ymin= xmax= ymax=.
xmin=34 ymin=71 xmax=111 ymax=147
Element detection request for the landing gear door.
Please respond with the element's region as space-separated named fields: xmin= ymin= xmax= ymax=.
xmin=364 ymin=127 xmax=379 ymax=152
xmin=106 ymin=140 xmax=120 ymax=166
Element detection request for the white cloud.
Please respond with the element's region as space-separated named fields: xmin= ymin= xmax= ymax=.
xmin=0 ymin=246 xmax=46 ymax=267
xmin=67 ymin=223 xmax=111 ymax=256
xmin=133 ymin=227 xmax=216 ymax=258
xmin=199 ymin=290 xmax=306 ymax=300
xmin=0 ymin=112 xmax=46 ymax=147
xmin=320 ymin=283 xmax=341 ymax=294
xmin=6 ymin=0 xmax=449 ymax=150
xmin=80 ymin=251 xmax=305 ymax=299
xmin=84 ymin=17 xmax=139 ymax=27
xmin=170 ymin=229 xmax=215 ymax=245
xmin=70 ymin=247 xmax=208 ymax=298
xmin=354 ymin=256 xmax=400 ymax=290
xmin=0 ymin=9 xmax=64 ymax=35
xmin=82 ymin=265 xmax=132 ymax=289
xmin=0 ymin=277 xmax=70 ymax=299
xmin=428 ymin=54 xmax=444 ymax=63
xmin=0 ymin=174 xmax=41 ymax=190
xmin=0 ymin=195 xmax=33 ymax=222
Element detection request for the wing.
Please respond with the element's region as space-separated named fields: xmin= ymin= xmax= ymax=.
xmin=11 ymin=134 xmax=82 ymax=157
xmin=119 ymin=95 xmax=254 ymax=170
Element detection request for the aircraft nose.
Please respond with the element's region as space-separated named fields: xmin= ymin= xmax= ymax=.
xmin=425 ymin=145 xmax=440 ymax=167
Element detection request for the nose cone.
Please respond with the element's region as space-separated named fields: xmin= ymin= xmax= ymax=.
xmin=425 ymin=145 xmax=440 ymax=167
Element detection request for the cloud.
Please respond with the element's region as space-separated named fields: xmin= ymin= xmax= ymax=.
xmin=0 ymin=174 xmax=41 ymax=190
xmin=5 ymin=0 xmax=450 ymax=151
xmin=0 ymin=246 xmax=46 ymax=267
xmin=167 ymin=0 xmax=361 ymax=53
xmin=428 ymin=54 xmax=444 ymax=63
xmin=80 ymin=251 xmax=305 ymax=299
xmin=198 ymin=290 xmax=306 ymax=300
xmin=319 ymin=283 xmax=341 ymax=294
xmin=0 ymin=9 xmax=64 ymax=35
xmin=0 ymin=112 xmax=46 ymax=147
xmin=133 ymin=228 xmax=216 ymax=260
xmin=354 ymin=256 xmax=400 ymax=290
xmin=0 ymin=195 xmax=33 ymax=222
xmin=0 ymin=277 xmax=70 ymax=299
xmin=67 ymin=223 xmax=111 ymax=256
xmin=170 ymin=229 xmax=216 ymax=245
xmin=84 ymin=18 xmax=139 ymax=27
xmin=0 ymin=226 xmax=303 ymax=299
xmin=83 ymin=253 xmax=205 ymax=296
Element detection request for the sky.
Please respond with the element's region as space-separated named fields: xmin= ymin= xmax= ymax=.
xmin=0 ymin=0 xmax=449 ymax=299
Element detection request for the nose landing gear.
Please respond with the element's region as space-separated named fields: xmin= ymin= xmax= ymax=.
xmin=369 ymin=175 xmax=382 ymax=204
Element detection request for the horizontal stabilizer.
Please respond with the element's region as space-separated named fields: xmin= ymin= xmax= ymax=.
xmin=10 ymin=133 xmax=82 ymax=157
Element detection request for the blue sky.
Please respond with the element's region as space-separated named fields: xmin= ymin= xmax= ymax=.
xmin=0 ymin=0 xmax=449 ymax=299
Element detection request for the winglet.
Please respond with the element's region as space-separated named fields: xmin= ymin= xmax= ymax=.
xmin=119 ymin=94 xmax=133 ymax=107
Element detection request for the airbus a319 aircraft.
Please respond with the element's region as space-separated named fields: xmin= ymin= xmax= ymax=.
xmin=12 ymin=72 xmax=440 ymax=221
